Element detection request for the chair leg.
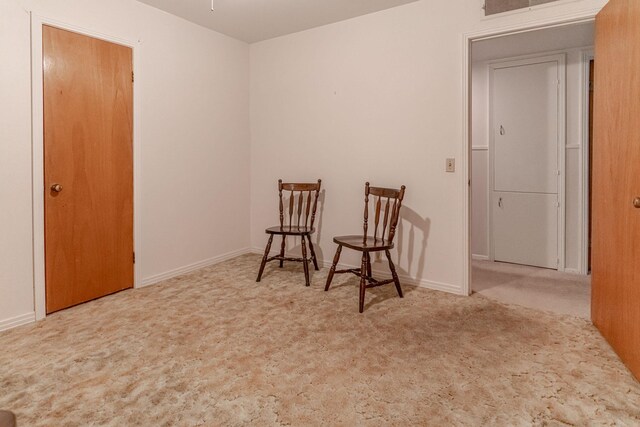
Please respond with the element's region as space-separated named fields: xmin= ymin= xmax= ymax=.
xmin=385 ymin=249 xmax=403 ymax=298
xmin=300 ymin=236 xmax=310 ymax=287
xmin=359 ymin=252 xmax=368 ymax=313
xmin=325 ymin=245 xmax=342 ymax=291
xmin=256 ymin=235 xmax=274 ymax=282
xmin=365 ymin=252 xmax=372 ymax=279
xmin=307 ymin=235 xmax=319 ymax=271
xmin=279 ymin=236 xmax=286 ymax=268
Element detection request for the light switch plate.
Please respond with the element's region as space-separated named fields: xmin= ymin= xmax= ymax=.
xmin=446 ymin=158 xmax=455 ymax=173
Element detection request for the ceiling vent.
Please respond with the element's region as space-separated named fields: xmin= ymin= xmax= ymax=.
xmin=484 ymin=0 xmax=560 ymax=16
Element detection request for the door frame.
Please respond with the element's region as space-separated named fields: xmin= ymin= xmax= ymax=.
xmin=581 ymin=49 xmax=595 ymax=275
xmin=487 ymin=53 xmax=567 ymax=269
xmin=30 ymin=14 xmax=142 ymax=320
xmin=461 ymin=9 xmax=601 ymax=296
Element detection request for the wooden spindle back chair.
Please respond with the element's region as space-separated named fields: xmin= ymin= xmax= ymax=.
xmin=257 ymin=179 xmax=322 ymax=287
xmin=363 ymin=183 xmax=405 ymax=246
xmin=278 ymin=181 xmax=321 ymax=232
xmin=325 ymin=182 xmax=406 ymax=312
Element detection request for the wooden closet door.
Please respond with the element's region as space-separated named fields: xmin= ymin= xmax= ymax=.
xmin=591 ymin=0 xmax=640 ymax=380
xmin=43 ymin=25 xmax=134 ymax=313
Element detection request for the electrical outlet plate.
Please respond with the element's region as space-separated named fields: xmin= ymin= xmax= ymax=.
xmin=446 ymin=158 xmax=455 ymax=172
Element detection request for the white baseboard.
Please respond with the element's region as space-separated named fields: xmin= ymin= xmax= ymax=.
xmin=408 ymin=276 xmax=462 ymax=295
xmin=138 ymin=247 xmax=252 ymax=288
xmin=472 ymin=254 xmax=490 ymax=261
xmin=0 ymin=312 xmax=36 ymax=332
xmin=251 ymin=246 xmax=462 ymax=295
xmin=321 ymin=259 xmax=462 ymax=295
xmin=563 ymin=268 xmax=583 ymax=275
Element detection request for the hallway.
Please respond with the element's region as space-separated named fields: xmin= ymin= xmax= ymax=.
xmin=472 ymin=260 xmax=591 ymax=319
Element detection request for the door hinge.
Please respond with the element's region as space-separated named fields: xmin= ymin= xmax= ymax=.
xmin=131 ymin=71 xmax=134 ymax=83
xmin=133 ymin=252 xmax=136 ymax=264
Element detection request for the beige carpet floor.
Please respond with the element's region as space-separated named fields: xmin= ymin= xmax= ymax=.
xmin=472 ymin=261 xmax=591 ymax=319
xmin=0 ymin=254 xmax=638 ymax=426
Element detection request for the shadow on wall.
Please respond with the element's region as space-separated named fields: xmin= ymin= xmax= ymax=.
xmin=395 ymin=205 xmax=431 ymax=282
xmin=365 ymin=205 xmax=430 ymax=283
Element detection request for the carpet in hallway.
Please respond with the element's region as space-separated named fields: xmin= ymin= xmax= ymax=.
xmin=472 ymin=260 xmax=591 ymax=319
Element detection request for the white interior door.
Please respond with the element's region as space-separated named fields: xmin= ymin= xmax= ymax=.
xmin=491 ymin=56 xmax=563 ymax=269
xmin=493 ymin=192 xmax=558 ymax=268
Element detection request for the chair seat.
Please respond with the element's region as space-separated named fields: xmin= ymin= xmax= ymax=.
xmin=333 ymin=235 xmax=394 ymax=251
xmin=265 ymin=225 xmax=315 ymax=235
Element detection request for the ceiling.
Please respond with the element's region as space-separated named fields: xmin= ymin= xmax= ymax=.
xmin=472 ymin=21 xmax=595 ymax=63
xmin=136 ymin=0 xmax=420 ymax=43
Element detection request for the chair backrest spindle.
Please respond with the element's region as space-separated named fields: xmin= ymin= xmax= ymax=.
xmin=297 ymin=191 xmax=304 ymax=227
xmin=278 ymin=180 xmax=284 ymax=228
xmin=362 ymin=183 xmax=406 ymax=244
xmin=305 ymin=191 xmax=312 ymax=228
xmin=374 ymin=197 xmax=382 ymax=241
xmin=277 ymin=179 xmax=322 ymax=231
xmin=288 ymin=190 xmax=294 ymax=229
xmin=363 ymin=182 xmax=370 ymax=244
xmin=382 ymin=197 xmax=390 ymax=240
xmin=309 ymin=187 xmax=320 ymax=229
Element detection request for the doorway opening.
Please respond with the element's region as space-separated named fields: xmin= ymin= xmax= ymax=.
xmin=468 ymin=21 xmax=595 ymax=318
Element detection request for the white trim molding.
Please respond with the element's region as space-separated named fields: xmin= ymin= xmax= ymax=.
xmin=481 ymin=0 xmax=598 ymax=22
xmin=0 ymin=312 xmax=36 ymax=332
xmin=472 ymin=254 xmax=490 ymax=261
xmin=139 ymin=248 xmax=252 ymax=288
xmin=30 ymin=14 xmax=142 ymax=320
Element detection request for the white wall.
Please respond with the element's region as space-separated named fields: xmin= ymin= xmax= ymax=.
xmin=0 ymin=0 xmax=250 ymax=329
xmin=250 ymin=0 xmax=606 ymax=293
xmin=471 ymin=47 xmax=591 ymax=271
xmin=0 ymin=1 xmax=34 ymax=330
xmin=1 ymin=0 xmax=607 ymax=329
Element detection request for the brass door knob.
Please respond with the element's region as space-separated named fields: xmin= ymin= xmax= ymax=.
xmin=51 ymin=184 xmax=63 ymax=193
xmin=634 ymin=197 xmax=640 ymax=208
